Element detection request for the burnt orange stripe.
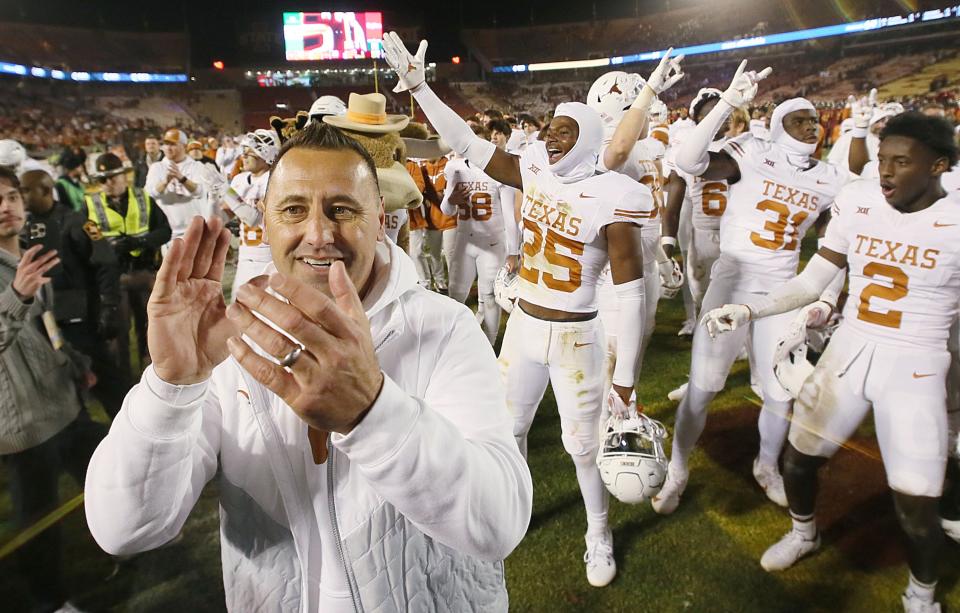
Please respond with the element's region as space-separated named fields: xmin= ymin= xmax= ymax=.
xmin=728 ymin=142 xmax=745 ymax=155
xmin=346 ymin=109 xmax=388 ymax=125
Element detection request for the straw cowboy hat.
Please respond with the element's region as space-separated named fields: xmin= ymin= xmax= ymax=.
xmin=323 ymin=92 xmax=410 ymax=134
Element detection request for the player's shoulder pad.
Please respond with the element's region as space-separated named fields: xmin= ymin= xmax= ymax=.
xmin=723 ymin=132 xmax=762 ymax=158
xmin=590 ymin=172 xmax=656 ymax=222
xmin=832 ymin=177 xmax=880 ymax=217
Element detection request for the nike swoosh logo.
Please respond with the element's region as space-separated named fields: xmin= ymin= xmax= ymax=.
xmin=913 ymin=372 xmax=936 ymax=379
xmin=934 ymin=222 xmax=956 ymax=228
xmin=579 ymin=193 xmax=596 ymax=199
xmin=573 ymin=342 xmax=592 ymax=348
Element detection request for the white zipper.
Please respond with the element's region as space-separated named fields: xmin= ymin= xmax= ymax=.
xmin=327 ymin=443 xmax=364 ymax=613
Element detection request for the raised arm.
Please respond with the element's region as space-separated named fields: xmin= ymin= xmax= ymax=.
xmin=381 ymin=33 xmax=523 ymax=189
xmin=847 ymin=89 xmax=877 ymax=176
xmin=675 ymin=60 xmax=772 ymax=182
xmin=660 ymin=170 xmax=687 ymax=259
xmin=602 ymin=50 xmax=685 ymax=172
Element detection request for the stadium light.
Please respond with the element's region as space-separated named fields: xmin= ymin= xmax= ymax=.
xmin=213 ymin=60 xmax=225 ymax=70
xmin=452 ymin=56 xmax=461 ymax=64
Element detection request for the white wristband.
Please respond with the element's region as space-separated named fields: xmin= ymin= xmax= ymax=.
xmin=851 ymin=126 xmax=869 ymax=138
xmin=659 ymin=236 xmax=678 ymax=249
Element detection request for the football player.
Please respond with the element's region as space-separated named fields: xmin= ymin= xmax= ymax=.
xmin=382 ymin=32 xmax=679 ymax=587
xmin=209 ymin=129 xmax=279 ymax=300
xmin=440 ymin=152 xmax=518 ymax=343
xmin=702 ymin=112 xmax=960 ymax=613
xmin=662 ymin=88 xmax=735 ymax=315
xmin=662 ymin=62 xmax=848 ymax=513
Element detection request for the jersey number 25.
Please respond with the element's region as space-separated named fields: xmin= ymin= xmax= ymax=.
xmin=519 ymin=219 xmax=584 ymax=292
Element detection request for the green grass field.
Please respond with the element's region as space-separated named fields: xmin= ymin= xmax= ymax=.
xmin=2 ymin=239 xmax=960 ymax=612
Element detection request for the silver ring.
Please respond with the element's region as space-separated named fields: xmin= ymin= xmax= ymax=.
xmin=280 ymin=346 xmax=302 ymax=368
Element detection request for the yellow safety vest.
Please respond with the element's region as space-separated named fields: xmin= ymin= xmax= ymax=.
xmin=85 ymin=188 xmax=151 ymax=257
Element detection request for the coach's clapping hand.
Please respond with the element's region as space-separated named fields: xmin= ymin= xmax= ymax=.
xmin=147 ymin=216 xmax=234 ymax=385
xmin=225 ymin=263 xmax=385 ymax=435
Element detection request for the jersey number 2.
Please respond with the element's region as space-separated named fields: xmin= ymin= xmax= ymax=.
xmin=750 ymin=200 xmax=809 ymax=251
xmin=519 ymin=219 xmax=584 ymax=293
xmin=857 ymin=262 xmax=908 ymax=329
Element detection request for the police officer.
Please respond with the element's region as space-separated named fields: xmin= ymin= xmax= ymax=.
xmin=19 ymin=168 xmax=128 ymax=418
xmin=86 ymin=153 xmax=171 ymax=382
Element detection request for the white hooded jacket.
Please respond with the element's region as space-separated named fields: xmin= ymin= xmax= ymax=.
xmin=84 ymin=239 xmax=533 ymax=612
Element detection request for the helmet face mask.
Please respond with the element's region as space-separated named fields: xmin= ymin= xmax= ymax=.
xmin=596 ymin=413 xmax=668 ymax=504
xmin=240 ymin=129 xmax=280 ymax=166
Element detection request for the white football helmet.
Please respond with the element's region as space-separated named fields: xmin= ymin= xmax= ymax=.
xmin=597 ymin=413 xmax=669 ymax=504
xmin=774 ymin=342 xmax=815 ymax=399
xmin=649 ymin=98 xmax=669 ymax=126
xmin=587 ymin=71 xmax=645 ymax=124
xmin=240 ymin=129 xmax=281 ymax=165
xmin=0 ymin=139 xmax=26 ymax=168
xmin=689 ymin=87 xmax=724 ymax=120
xmin=494 ymin=265 xmax=519 ymax=313
xmin=309 ymin=95 xmax=347 ymax=121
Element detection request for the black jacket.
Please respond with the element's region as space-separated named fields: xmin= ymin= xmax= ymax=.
xmin=21 ymin=203 xmax=121 ymax=326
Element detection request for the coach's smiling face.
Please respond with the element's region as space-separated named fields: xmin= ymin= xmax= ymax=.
xmin=264 ymin=147 xmax=385 ymax=300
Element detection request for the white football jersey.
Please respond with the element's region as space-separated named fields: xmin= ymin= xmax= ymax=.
xmin=823 ymin=179 xmax=960 ymax=349
xmin=517 ymin=144 xmax=656 ymax=313
xmin=230 ymin=170 xmax=272 ymax=262
xmin=666 ymin=138 xmax=730 ymax=232
xmin=719 ymin=134 xmax=847 ymax=291
xmin=441 ymin=158 xmax=510 ymax=238
xmin=384 ymin=207 xmax=408 ymax=243
xmin=598 ymin=139 xmax=665 ymax=237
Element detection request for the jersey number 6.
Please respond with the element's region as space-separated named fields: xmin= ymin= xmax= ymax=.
xmin=519 ymin=218 xmax=584 ymax=292
xmin=701 ymin=182 xmax=727 ymax=217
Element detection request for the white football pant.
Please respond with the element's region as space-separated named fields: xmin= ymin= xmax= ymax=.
xmin=448 ymin=233 xmax=505 ymax=344
xmin=499 ymin=307 xmax=609 ymax=532
xmin=686 ymin=227 xmax=721 ymax=314
xmin=791 ymin=324 xmax=949 ymax=498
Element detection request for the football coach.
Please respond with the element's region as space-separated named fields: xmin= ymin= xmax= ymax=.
xmin=85 ymin=122 xmax=533 ymax=612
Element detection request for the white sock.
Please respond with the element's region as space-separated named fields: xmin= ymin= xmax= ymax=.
xmin=758 ymin=398 xmax=792 ymax=466
xmin=906 ymin=573 xmax=936 ymax=602
xmin=670 ymin=382 xmax=716 ymax=473
xmin=572 ymin=452 xmax=609 ymax=540
xmin=790 ymin=512 xmax=817 ymax=540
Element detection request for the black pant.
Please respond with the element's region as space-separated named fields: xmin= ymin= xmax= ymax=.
xmin=3 ymin=412 xmax=107 ymax=613
xmin=61 ymin=322 xmax=131 ymax=419
xmin=118 ymin=270 xmax=155 ymax=380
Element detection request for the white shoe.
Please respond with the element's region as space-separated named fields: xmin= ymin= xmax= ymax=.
xmin=760 ymin=529 xmax=820 ymax=571
xmin=753 ymin=457 xmax=788 ymax=507
xmin=651 ymin=464 xmax=688 ymax=515
xmin=584 ymin=531 xmax=616 ymax=587
xmin=678 ymin=320 xmax=695 ymax=336
xmin=56 ymin=602 xmax=89 ymax=613
xmin=940 ymin=516 xmax=960 ymax=543
xmin=902 ymin=592 xmax=941 ymax=613
xmin=667 ymin=382 xmax=688 ymax=402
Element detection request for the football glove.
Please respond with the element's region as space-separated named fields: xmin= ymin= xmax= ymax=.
xmin=720 ymin=60 xmax=773 ymax=108
xmin=701 ymin=304 xmax=751 ymax=339
xmin=848 ymin=88 xmax=878 ymax=130
xmin=658 ymin=258 xmax=683 ymax=299
xmin=606 ymin=387 xmax=640 ymax=420
xmin=645 ymin=48 xmax=685 ymax=95
xmin=801 ymin=300 xmax=834 ymax=329
xmin=381 ymin=32 xmax=428 ymax=93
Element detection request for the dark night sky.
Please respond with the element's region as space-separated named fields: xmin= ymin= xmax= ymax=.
xmin=0 ymin=0 xmax=674 ymax=64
